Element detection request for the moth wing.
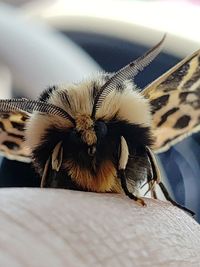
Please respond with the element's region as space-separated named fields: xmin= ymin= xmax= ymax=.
xmin=0 ymin=111 xmax=31 ymax=162
xmin=143 ymin=49 xmax=200 ymax=153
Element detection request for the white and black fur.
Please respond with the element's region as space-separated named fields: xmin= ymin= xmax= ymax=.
xmin=26 ymin=76 xmax=153 ymax=194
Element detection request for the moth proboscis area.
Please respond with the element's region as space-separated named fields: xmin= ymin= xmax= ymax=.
xmin=0 ymin=35 xmax=199 ymax=216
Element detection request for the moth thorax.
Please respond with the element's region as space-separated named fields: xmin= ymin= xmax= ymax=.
xmin=75 ymin=114 xmax=97 ymax=145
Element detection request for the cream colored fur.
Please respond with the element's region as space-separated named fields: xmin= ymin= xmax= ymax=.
xmin=25 ymin=114 xmax=73 ymax=150
xmin=25 ymin=74 xmax=151 ymax=151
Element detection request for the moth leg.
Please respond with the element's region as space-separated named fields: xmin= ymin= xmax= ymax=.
xmin=40 ymin=141 xmax=63 ymax=188
xmin=159 ymin=182 xmax=195 ymax=216
xmin=119 ymin=136 xmax=146 ymax=206
xmin=144 ymin=179 xmax=157 ymax=199
xmin=146 ymin=146 xmax=161 ymax=184
xmin=150 ymin=182 xmax=158 ymax=199
xmin=147 ymin=167 xmax=158 ymax=199
xmin=119 ymin=169 xmax=146 ymax=206
xmin=40 ymin=157 xmax=51 ymax=187
xmin=146 ymin=146 xmax=195 ymax=216
xmin=140 ymin=147 xmax=158 ymax=199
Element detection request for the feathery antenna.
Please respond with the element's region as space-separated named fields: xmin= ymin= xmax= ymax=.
xmin=0 ymin=98 xmax=75 ymax=123
xmin=92 ymin=35 xmax=166 ymax=119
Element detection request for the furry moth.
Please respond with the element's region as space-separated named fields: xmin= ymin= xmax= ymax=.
xmin=0 ymin=35 xmax=199 ymax=215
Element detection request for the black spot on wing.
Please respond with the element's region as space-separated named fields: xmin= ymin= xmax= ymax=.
xmin=179 ymin=91 xmax=192 ymax=103
xmin=174 ymin=115 xmax=191 ymax=129
xmin=2 ymin=141 xmax=20 ymax=150
xmin=162 ymin=87 xmax=177 ymax=93
xmin=10 ymin=121 xmax=25 ymax=131
xmin=0 ymin=114 xmax=9 ymax=119
xmin=8 ymin=133 xmax=24 ymax=140
xmin=150 ymin=95 xmax=169 ymax=113
xmin=179 ymin=87 xmax=200 ymax=109
xmin=161 ymin=53 xmax=200 ymax=93
xmin=159 ymin=62 xmax=190 ymax=93
xmin=182 ymin=56 xmax=200 ymax=89
xmin=157 ymin=107 xmax=179 ymax=127
xmin=182 ymin=71 xmax=200 ymax=89
xmin=0 ymin=121 xmax=5 ymax=131
xmin=162 ymin=137 xmax=177 ymax=147
xmin=21 ymin=115 xmax=27 ymax=122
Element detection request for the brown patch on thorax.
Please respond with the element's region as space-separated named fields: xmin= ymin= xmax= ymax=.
xmin=64 ymin=160 xmax=121 ymax=193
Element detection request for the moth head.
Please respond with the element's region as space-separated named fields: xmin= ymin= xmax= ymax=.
xmin=73 ymin=114 xmax=109 ymax=157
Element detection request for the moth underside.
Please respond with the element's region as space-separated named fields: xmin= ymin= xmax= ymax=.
xmin=0 ymin=36 xmax=199 ymax=216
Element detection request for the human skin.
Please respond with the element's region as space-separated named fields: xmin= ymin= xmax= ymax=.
xmin=0 ymin=188 xmax=199 ymax=267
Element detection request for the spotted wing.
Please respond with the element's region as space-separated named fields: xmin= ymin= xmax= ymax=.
xmin=0 ymin=112 xmax=31 ymax=162
xmin=143 ymin=49 xmax=200 ymax=153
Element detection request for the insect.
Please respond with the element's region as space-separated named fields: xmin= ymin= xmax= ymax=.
xmin=0 ymin=36 xmax=199 ymax=215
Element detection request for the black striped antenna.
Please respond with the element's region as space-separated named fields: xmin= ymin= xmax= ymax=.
xmin=91 ymin=35 xmax=166 ymax=119
xmin=0 ymin=98 xmax=75 ymax=124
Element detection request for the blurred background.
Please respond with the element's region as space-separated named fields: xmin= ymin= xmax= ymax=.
xmin=0 ymin=0 xmax=199 ymax=221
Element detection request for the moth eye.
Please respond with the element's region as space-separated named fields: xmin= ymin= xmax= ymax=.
xmin=69 ymin=129 xmax=82 ymax=145
xmin=95 ymin=121 xmax=107 ymax=139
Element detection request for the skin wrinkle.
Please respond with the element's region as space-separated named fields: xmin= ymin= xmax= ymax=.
xmin=0 ymin=195 xmax=87 ymax=266
xmin=0 ymin=240 xmax=28 ymax=267
xmin=0 ymin=188 xmax=199 ymax=267
xmin=0 ymin=207 xmax=70 ymax=261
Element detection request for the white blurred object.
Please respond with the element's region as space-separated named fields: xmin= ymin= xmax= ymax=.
xmin=23 ymin=0 xmax=200 ymax=58
xmin=0 ymin=65 xmax=12 ymax=99
xmin=1 ymin=0 xmax=34 ymax=6
xmin=0 ymin=3 xmax=100 ymax=98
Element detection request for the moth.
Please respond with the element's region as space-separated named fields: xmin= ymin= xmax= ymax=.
xmin=0 ymin=36 xmax=199 ymax=215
